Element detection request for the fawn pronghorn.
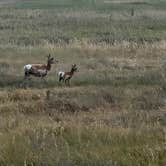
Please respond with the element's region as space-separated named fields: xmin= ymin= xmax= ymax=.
xmin=58 ymin=64 xmax=78 ymax=85
xmin=24 ymin=54 xmax=58 ymax=79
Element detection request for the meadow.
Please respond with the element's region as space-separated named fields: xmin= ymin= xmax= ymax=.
xmin=0 ymin=0 xmax=165 ymax=165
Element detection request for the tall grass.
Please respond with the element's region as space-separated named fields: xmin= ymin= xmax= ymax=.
xmin=0 ymin=0 xmax=165 ymax=165
xmin=0 ymin=111 xmax=165 ymax=166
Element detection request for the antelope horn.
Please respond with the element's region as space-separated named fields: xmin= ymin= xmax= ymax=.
xmin=47 ymin=54 xmax=51 ymax=59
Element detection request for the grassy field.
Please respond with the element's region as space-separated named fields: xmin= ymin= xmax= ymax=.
xmin=0 ymin=0 xmax=165 ymax=165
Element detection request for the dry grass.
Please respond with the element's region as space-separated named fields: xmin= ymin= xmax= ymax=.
xmin=0 ymin=0 xmax=165 ymax=165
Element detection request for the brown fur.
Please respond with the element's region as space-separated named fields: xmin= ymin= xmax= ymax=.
xmin=31 ymin=64 xmax=48 ymax=70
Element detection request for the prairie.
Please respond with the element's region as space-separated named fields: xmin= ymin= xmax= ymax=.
xmin=0 ymin=0 xmax=165 ymax=165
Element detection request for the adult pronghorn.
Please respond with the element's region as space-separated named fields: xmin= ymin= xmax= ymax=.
xmin=24 ymin=54 xmax=57 ymax=79
xmin=58 ymin=64 xmax=78 ymax=85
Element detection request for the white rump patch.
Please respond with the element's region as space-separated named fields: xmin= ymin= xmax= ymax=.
xmin=24 ymin=64 xmax=32 ymax=71
xmin=58 ymin=71 xmax=65 ymax=78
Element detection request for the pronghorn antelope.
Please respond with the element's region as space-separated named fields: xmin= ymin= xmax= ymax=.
xmin=58 ymin=64 xmax=78 ymax=85
xmin=24 ymin=54 xmax=57 ymax=79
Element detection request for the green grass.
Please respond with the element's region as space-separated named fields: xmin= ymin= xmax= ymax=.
xmin=14 ymin=0 xmax=96 ymax=10
xmin=13 ymin=0 xmax=166 ymax=11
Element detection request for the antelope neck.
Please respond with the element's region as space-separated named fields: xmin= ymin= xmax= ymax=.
xmin=70 ymin=68 xmax=75 ymax=74
xmin=46 ymin=62 xmax=51 ymax=71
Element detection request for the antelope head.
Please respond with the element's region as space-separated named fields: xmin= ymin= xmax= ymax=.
xmin=46 ymin=54 xmax=58 ymax=70
xmin=71 ymin=64 xmax=78 ymax=72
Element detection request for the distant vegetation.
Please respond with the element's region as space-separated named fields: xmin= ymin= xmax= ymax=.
xmin=0 ymin=0 xmax=166 ymax=46
xmin=0 ymin=0 xmax=165 ymax=165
